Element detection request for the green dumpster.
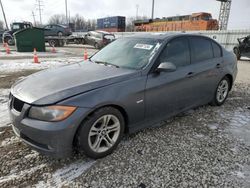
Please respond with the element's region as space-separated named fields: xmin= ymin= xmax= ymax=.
xmin=14 ymin=27 xmax=45 ymax=52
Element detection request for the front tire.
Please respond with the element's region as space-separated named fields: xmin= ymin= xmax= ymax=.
xmin=76 ymin=107 xmax=125 ymax=159
xmin=211 ymin=77 xmax=230 ymax=106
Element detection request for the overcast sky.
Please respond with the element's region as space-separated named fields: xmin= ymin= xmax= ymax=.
xmin=1 ymin=0 xmax=250 ymax=29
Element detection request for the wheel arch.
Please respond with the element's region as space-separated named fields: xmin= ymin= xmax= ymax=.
xmin=73 ymin=104 xmax=130 ymax=148
xmin=224 ymin=74 xmax=233 ymax=91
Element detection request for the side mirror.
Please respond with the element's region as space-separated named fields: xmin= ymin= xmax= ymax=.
xmin=157 ymin=62 xmax=177 ymax=72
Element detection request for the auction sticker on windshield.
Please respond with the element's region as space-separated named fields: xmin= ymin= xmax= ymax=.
xmin=134 ymin=43 xmax=154 ymax=50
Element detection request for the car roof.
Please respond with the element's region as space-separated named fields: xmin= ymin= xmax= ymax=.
xmin=46 ymin=24 xmax=67 ymax=28
xmin=93 ymin=30 xmax=113 ymax=35
xmin=126 ymin=32 xmax=211 ymax=40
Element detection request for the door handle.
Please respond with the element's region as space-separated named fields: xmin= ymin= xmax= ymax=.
xmin=216 ymin=63 xmax=221 ymax=68
xmin=186 ymin=72 xmax=195 ymax=78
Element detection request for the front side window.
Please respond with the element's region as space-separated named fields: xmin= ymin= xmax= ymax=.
xmin=190 ymin=37 xmax=213 ymax=63
xmin=159 ymin=37 xmax=190 ymax=68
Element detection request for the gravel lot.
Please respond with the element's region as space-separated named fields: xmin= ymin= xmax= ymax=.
xmin=0 ymin=55 xmax=249 ymax=187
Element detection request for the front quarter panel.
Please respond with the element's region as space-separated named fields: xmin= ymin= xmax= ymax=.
xmin=59 ymin=74 xmax=147 ymax=126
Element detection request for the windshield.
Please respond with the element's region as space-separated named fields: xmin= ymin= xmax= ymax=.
xmin=91 ymin=38 xmax=161 ymax=69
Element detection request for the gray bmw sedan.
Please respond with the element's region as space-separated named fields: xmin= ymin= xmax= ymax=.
xmin=9 ymin=33 xmax=237 ymax=159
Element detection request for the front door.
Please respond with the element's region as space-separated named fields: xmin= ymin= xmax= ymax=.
xmin=145 ymin=37 xmax=196 ymax=122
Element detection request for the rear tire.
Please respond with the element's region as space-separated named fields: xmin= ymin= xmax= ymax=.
xmin=211 ymin=77 xmax=230 ymax=106
xmin=48 ymin=39 xmax=57 ymax=47
xmin=76 ymin=107 xmax=125 ymax=159
xmin=94 ymin=43 xmax=100 ymax=49
xmin=5 ymin=37 xmax=14 ymax=46
xmin=58 ymin=31 xmax=63 ymax=37
xmin=233 ymin=47 xmax=241 ymax=60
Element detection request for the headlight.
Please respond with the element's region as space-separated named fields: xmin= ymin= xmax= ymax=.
xmin=28 ymin=105 xmax=77 ymax=122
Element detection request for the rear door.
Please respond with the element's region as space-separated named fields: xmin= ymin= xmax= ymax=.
xmin=145 ymin=37 xmax=196 ymax=122
xmin=188 ymin=36 xmax=223 ymax=104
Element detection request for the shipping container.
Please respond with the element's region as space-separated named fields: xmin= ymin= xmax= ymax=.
xmin=97 ymin=16 xmax=126 ymax=32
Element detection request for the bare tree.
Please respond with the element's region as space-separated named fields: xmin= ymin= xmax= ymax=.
xmin=48 ymin=14 xmax=67 ymax=25
xmin=70 ymin=14 xmax=86 ymax=31
xmin=48 ymin=14 xmax=97 ymax=31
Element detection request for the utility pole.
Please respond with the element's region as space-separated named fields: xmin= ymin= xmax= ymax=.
xmin=37 ymin=0 xmax=43 ymax=25
xmin=32 ymin=11 xmax=36 ymax=26
xmin=136 ymin=4 xmax=139 ymax=20
xmin=151 ymin=0 xmax=155 ymax=19
xmin=65 ymin=0 xmax=68 ymax=25
xmin=0 ymin=0 xmax=9 ymax=30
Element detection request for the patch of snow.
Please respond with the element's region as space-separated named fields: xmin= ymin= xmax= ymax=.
xmin=227 ymin=97 xmax=244 ymax=100
xmin=233 ymin=171 xmax=245 ymax=179
xmin=194 ymin=134 xmax=204 ymax=139
xmin=0 ymin=164 xmax=46 ymax=184
xmin=35 ymin=160 xmax=95 ymax=187
xmin=219 ymin=107 xmax=250 ymax=146
xmin=0 ymin=136 xmax=20 ymax=147
xmin=0 ymin=75 xmax=8 ymax=78
xmin=0 ymin=89 xmax=10 ymax=128
xmin=208 ymin=123 xmax=218 ymax=130
xmin=24 ymin=151 xmax=39 ymax=159
xmin=0 ymin=57 xmax=83 ymax=73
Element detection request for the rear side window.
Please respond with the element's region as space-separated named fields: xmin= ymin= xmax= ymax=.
xmin=159 ymin=37 xmax=190 ymax=68
xmin=212 ymin=41 xmax=222 ymax=58
xmin=190 ymin=37 xmax=213 ymax=63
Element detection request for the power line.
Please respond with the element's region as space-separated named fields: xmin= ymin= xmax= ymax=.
xmin=0 ymin=0 xmax=9 ymax=29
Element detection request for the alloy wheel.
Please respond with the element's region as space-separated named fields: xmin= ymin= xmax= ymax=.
xmin=216 ymin=79 xmax=229 ymax=103
xmin=88 ymin=114 xmax=121 ymax=153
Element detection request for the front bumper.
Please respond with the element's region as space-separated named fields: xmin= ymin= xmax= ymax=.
xmin=8 ymin=95 xmax=90 ymax=158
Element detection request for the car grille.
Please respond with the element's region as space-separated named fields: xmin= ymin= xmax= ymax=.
xmin=10 ymin=94 xmax=25 ymax=112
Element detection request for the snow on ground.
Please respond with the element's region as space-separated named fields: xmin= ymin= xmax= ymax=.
xmin=0 ymin=57 xmax=84 ymax=73
xmin=35 ymin=160 xmax=95 ymax=187
xmin=0 ymin=164 xmax=47 ymax=185
xmin=0 ymin=51 xmax=65 ymax=58
xmin=0 ymin=89 xmax=10 ymax=128
xmin=220 ymin=107 xmax=250 ymax=146
xmin=0 ymin=136 xmax=19 ymax=147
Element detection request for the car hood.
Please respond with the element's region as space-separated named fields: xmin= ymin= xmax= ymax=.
xmin=11 ymin=62 xmax=140 ymax=105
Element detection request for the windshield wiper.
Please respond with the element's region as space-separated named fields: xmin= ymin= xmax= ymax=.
xmin=94 ymin=61 xmax=120 ymax=68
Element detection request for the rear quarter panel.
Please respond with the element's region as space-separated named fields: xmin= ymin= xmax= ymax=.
xmin=222 ymin=49 xmax=238 ymax=84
